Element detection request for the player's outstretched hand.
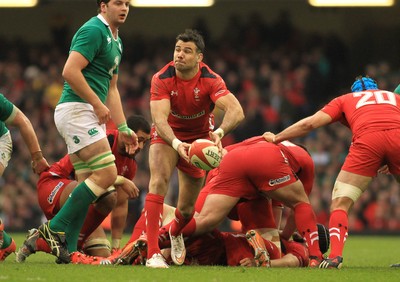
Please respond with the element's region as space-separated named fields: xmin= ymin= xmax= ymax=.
xmin=209 ymin=131 xmax=223 ymax=152
xmin=239 ymin=257 xmax=257 ymax=267
xmin=32 ymin=157 xmax=50 ymax=174
xmin=118 ymin=123 xmax=139 ymax=154
xmin=177 ymin=142 xmax=190 ymax=163
xmin=94 ymin=103 xmax=111 ymax=125
xmin=118 ymin=177 xmax=140 ymax=199
xmin=262 ymin=132 xmax=276 ymax=143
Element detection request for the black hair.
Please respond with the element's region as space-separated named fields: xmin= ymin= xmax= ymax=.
xmin=176 ymin=29 xmax=205 ymax=53
xmin=97 ymin=0 xmax=110 ymax=6
xmin=127 ymin=115 xmax=151 ymax=134
xmin=97 ymin=0 xmax=110 ymax=13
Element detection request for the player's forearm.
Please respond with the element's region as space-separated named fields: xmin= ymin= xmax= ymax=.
xmin=107 ymin=87 xmax=126 ymax=126
xmin=274 ymin=118 xmax=313 ymax=143
xmin=13 ymin=111 xmax=42 ymax=157
xmin=154 ymin=120 xmax=178 ymax=146
xmin=218 ymin=104 xmax=245 ymax=136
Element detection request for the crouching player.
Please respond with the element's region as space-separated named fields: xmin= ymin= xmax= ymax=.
xmin=112 ymin=201 xmax=322 ymax=268
xmin=16 ymin=115 xmax=150 ymax=264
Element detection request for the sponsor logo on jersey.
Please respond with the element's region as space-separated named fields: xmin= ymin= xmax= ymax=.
xmin=171 ymin=110 xmax=205 ymax=120
xmin=215 ymin=89 xmax=226 ymax=96
xmin=170 ymin=90 xmax=178 ymax=96
xmin=88 ymin=128 xmax=99 ymax=137
xmin=268 ymin=175 xmax=291 ymax=186
xmin=47 ymin=181 xmax=65 ymax=204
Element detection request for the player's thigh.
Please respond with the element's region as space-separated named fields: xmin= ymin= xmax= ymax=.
xmin=195 ymin=194 xmax=239 ymax=232
xmin=59 ymin=181 xmax=78 ymax=207
xmin=148 ymin=143 xmax=178 ymax=194
xmin=336 ymin=170 xmax=371 ymax=190
xmin=265 ymin=180 xmax=310 ymax=208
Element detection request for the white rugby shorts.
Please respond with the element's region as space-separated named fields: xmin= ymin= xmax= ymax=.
xmin=54 ymin=102 xmax=106 ymax=154
xmin=0 ymin=131 xmax=12 ymax=169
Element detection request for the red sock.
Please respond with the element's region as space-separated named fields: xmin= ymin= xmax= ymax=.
xmin=262 ymin=238 xmax=281 ymax=259
xmin=144 ymin=193 xmax=164 ymax=258
xmin=77 ymin=205 xmax=108 ymax=249
xmin=180 ymin=218 xmax=197 ymax=237
xmin=294 ymin=202 xmax=322 ymax=259
xmin=169 ymin=209 xmax=194 ymax=236
xmin=36 ymin=238 xmax=52 ymax=253
xmin=127 ymin=212 xmax=146 ymax=245
xmin=328 ymin=209 xmax=348 ymax=258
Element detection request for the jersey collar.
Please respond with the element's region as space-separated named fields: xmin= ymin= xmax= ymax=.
xmin=97 ymin=14 xmax=119 ymax=40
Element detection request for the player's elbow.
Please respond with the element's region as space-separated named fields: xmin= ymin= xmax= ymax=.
xmin=62 ymin=66 xmax=75 ymax=83
xmin=232 ymin=106 xmax=245 ymax=125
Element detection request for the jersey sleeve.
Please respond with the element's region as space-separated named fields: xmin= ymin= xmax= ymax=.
xmin=0 ymin=94 xmax=17 ymax=122
xmin=209 ymin=76 xmax=231 ymax=103
xmin=71 ymin=25 xmax=103 ymax=63
xmin=320 ymin=96 xmax=345 ymax=123
xmin=150 ymin=74 xmax=170 ymax=101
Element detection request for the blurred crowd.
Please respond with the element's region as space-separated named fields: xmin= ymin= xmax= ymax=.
xmin=1 ymin=11 xmax=400 ymax=233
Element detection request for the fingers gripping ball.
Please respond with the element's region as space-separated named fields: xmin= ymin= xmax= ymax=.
xmin=189 ymin=139 xmax=221 ymax=171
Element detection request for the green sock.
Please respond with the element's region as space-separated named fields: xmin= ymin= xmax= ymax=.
xmin=1 ymin=231 xmax=12 ymax=249
xmin=65 ymin=212 xmax=87 ymax=253
xmin=49 ymin=181 xmax=97 ymax=232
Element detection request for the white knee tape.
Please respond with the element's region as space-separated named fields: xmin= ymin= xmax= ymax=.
xmin=332 ymin=181 xmax=363 ymax=202
xmin=85 ymin=178 xmax=106 ymax=197
xmin=83 ymin=238 xmax=111 ymax=252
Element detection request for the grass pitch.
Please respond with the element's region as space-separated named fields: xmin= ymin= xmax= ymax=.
xmin=1 ymin=234 xmax=400 ymax=282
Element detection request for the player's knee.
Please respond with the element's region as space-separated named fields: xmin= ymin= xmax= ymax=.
xmin=94 ymin=186 xmax=117 ymax=214
xmin=149 ymin=177 xmax=169 ymax=195
xmin=82 ymin=238 xmax=111 ymax=257
xmin=88 ymin=152 xmax=118 ymax=188
xmin=331 ymin=181 xmax=362 ymax=210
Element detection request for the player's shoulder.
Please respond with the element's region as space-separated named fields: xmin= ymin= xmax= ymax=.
xmin=199 ymin=62 xmax=219 ymax=79
xmin=154 ymin=62 xmax=176 ymax=81
xmin=76 ymin=17 xmax=106 ymax=38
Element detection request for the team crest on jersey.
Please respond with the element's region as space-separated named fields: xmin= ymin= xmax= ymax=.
xmin=194 ymin=88 xmax=200 ymax=101
xmin=121 ymin=165 xmax=128 ymax=176
xmin=107 ymin=36 xmax=111 ymax=44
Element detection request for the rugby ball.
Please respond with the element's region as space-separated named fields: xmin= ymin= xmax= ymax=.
xmin=188 ymin=139 xmax=221 ymax=171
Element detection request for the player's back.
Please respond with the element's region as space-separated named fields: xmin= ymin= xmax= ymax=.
xmin=322 ymin=90 xmax=400 ymax=139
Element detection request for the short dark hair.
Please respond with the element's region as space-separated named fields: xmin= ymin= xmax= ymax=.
xmin=97 ymin=0 xmax=110 ymax=13
xmin=176 ymin=29 xmax=205 ymax=53
xmin=97 ymin=0 xmax=110 ymax=6
xmin=127 ymin=115 xmax=151 ymax=134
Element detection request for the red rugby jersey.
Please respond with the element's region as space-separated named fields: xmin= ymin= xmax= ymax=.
xmin=150 ymin=61 xmax=231 ymax=140
xmin=321 ymin=90 xmax=400 ymax=140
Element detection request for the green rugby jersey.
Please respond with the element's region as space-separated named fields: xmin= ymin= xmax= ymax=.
xmin=0 ymin=93 xmax=17 ymax=137
xmin=59 ymin=15 xmax=122 ymax=104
